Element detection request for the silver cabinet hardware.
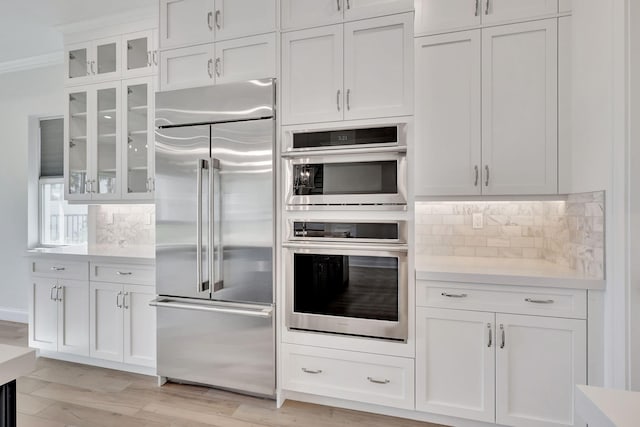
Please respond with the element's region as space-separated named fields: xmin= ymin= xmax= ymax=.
xmin=346 ymin=89 xmax=351 ymax=110
xmin=123 ymin=292 xmax=129 ymax=309
xmin=147 ymin=50 xmax=152 ymax=67
xmin=215 ymin=58 xmax=221 ymax=77
xmin=301 ymin=368 xmax=322 ymax=374
xmin=337 ymin=90 xmax=341 ymax=111
xmin=474 ymin=165 xmax=479 ymax=186
xmin=475 ymin=0 xmax=480 ymax=16
xmin=441 ymin=292 xmax=467 ymax=298
xmin=207 ymin=59 xmax=214 ymax=78
xmin=337 ymin=0 xmax=341 ymax=11
xmin=90 ymin=60 xmax=96 ymax=75
xmin=207 ymin=11 xmax=213 ymax=30
xmin=215 ymin=9 xmax=222 ymax=29
xmin=500 ymin=324 xmax=505 ymax=349
xmin=153 ymin=50 xmax=158 ymax=66
xmin=346 ymin=0 xmax=351 ymax=9
xmin=116 ymin=271 xmax=132 ymax=276
xmin=50 ymin=266 xmax=66 ymax=272
xmin=525 ymin=298 xmax=555 ymax=304
xmin=116 ymin=291 xmax=123 ymax=308
xmin=86 ymin=61 xmax=91 ymax=76
xmin=485 ymin=0 xmax=490 ymax=15
xmin=487 ymin=323 xmax=492 ymax=347
xmin=484 ymin=165 xmax=490 ymax=187
xmin=367 ymin=377 xmax=390 ymax=384
xmin=145 ymin=178 xmax=150 ymax=192
xmin=56 ymin=286 xmax=63 ymax=302
xmin=50 ymin=285 xmax=57 ymax=301
xmin=32 ymin=262 xmax=35 ymax=273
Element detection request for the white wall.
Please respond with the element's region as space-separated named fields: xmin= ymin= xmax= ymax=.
xmin=0 ymin=64 xmax=64 ymax=321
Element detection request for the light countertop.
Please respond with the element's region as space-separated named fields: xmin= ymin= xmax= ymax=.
xmin=26 ymin=245 xmax=155 ymax=265
xmin=415 ymin=256 xmax=605 ymax=290
xmin=0 ymin=344 xmax=36 ymax=386
xmin=576 ymin=385 xmax=640 ymax=427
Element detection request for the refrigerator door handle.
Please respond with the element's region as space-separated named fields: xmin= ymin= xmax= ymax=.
xmin=209 ymin=157 xmax=224 ymax=292
xmin=196 ymin=159 xmax=209 ymax=294
xmin=149 ymin=298 xmax=273 ymax=318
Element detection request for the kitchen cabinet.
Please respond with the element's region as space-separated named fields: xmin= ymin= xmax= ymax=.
xmin=65 ymin=36 xmax=121 ymax=86
xmin=122 ymin=30 xmax=157 ymax=79
xmin=159 ymin=33 xmax=276 ymax=91
xmin=280 ymin=0 xmax=412 ymax=31
xmin=558 ymin=16 xmax=572 ymax=194
xmin=282 ymin=13 xmax=413 ymax=125
xmin=415 ymin=19 xmax=557 ymax=196
xmin=159 ymin=0 xmax=276 ymax=49
xmin=415 ymin=0 xmax=558 ymax=36
xmin=415 ymin=281 xmax=587 ymax=427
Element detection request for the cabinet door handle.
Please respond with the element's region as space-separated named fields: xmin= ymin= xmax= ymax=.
xmin=474 ymin=165 xmax=479 ymax=186
xmin=215 ymin=58 xmax=221 ymax=77
xmin=346 ymin=89 xmax=351 ymax=110
xmin=337 ymin=90 xmax=341 ymax=112
xmin=146 ymin=50 xmax=152 ymax=67
xmin=207 ymin=11 xmax=214 ymax=30
xmin=50 ymin=285 xmax=57 ymax=301
xmin=484 ymin=165 xmax=490 ymax=187
xmin=500 ymin=324 xmax=505 ymax=349
xmin=367 ymin=377 xmax=390 ymax=384
xmin=123 ymin=292 xmax=129 ymax=309
xmin=525 ymin=298 xmax=555 ymax=304
xmin=50 ymin=266 xmax=66 ymax=272
xmin=153 ymin=50 xmax=158 ymax=66
xmin=116 ymin=271 xmax=132 ymax=276
xmin=337 ymin=0 xmax=341 ymax=11
xmin=485 ymin=0 xmax=490 ymax=15
xmin=91 ymin=60 xmax=96 ymax=75
xmin=57 ymin=286 xmax=63 ymax=302
xmin=475 ymin=0 xmax=480 ymax=16
xmin=116 ymin=291 xmax=123 ymax=308
xmin=215 ymin=9 xmax=221 ymax=29
xmin=207 ymin=59 xmax=214 ymax=78
xmin=487 ymin=323 xmax=492 ymax=347
xmin=86 ymin=61 xmax=91 ymax=76
xmin=346 ymin=0 xmax=351 ymax=9
xmin=441 ymin=292 xmax=467 ymax=298
xmin=302 ymin=368 xmax=322 ymax=374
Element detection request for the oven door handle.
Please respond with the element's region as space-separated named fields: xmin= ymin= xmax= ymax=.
xmin=281 ymin=145 xmax=407 ymax=158
xmin=282 ymin=242 xmax=408 ymax=252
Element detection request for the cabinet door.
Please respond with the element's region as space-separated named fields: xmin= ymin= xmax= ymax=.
xmin=159 ymin=0 xmax=215 ymax=49
xmin=92 ymin=82 xmax=122 ymax=201
xmin=414 ymin=31 xmax=481 ymax=196
xmin=123 ymin=285 xmax=156 ymax=367
xmin=57 ymin=279 xmax=90 ymax=356
xmin=159 ymin=44 xmax=215 ymax=92
xmin=482 ymin=20 xmax=558 ymax=195
xmin=122 ymin=78 xmax=154 ymax=200
xmin=416 ymin=308 xmax=495 ymax=423
xmin=65 ymin=42 xmax=92 ymax=86
xmin=29 ymin=278 xmax=58 ymax=351
xmin=496 ymin=314 xmax=586 ymax=427
xmin=90 ymin=282 xmax=124 ymax=362
xmin=280 ymin=0 xmax=342 ymax=31
xmin=65 ymin=87 xmax=92 ymax=201
xmin=415 ymin=0 xmax=481 ymax=36
xmin=344 ymin=0 xmax=413 ymax=22
xmin=213 ymin=0 xmax=276 ymax=41
xmin=558 ymin=16 xmax=572 ymax=194
xmin=214 ymin=34 xmax=276 ymax=85
xmin=282 ymin=25 xmax=343 ymax=125
xmin=344 ymin=13 xmax=413 ymax=120
xmin=483 ymin=0 xmax=558 ymax=25
xmin=93 ymin=36 xmax=121 ymax=81
xmin=122 ymin=30 xmax=154 ymax=79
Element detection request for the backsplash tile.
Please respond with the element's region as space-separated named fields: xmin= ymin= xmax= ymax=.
xmin=415 ymin=192 xmax=604 ymax=278
xmin=89 ymin=205 xmax=155 ymax=247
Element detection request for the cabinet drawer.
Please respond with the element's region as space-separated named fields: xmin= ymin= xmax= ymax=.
xmin=416 ymin=281 xmax=586 ymax=319
xmin=31 ymin=259 xmax=88 ymax=280
xmin=91 ymin=263 xmax=154 ymax=286
xmin=281 ymin=344 xmax=414 ymax=410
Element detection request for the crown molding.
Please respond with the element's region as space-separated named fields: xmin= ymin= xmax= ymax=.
xmin=0 ymin=51 xmax=63 ymax=75
xmin=56 ymin=6 xmax=157 ymax=38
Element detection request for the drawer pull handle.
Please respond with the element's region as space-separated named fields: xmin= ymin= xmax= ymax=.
xmin=441 ymin=292 xmax=467 ymax=298
xmin=50 ymin=266 xmax=66 ymax=271
xmin=116 ymin=271 xmax=133 ymax=276
xmin=301 ymin=368 xmax=322 ymax=374
xmin=500 ymin=324 xmax=505 ymax=349
xmin=487 ymin=323 xmax=492 ymax=347
xmin=525 ymin=298 xmax=554 ymax=304
xmin=367 ymin=377 xmax=390 ymax=385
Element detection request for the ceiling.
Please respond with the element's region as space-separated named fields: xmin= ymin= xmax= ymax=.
xmin=0 ymin=0 xmax=157 ymax=63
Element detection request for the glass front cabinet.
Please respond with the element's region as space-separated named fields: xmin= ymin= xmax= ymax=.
xmin=64 ymin=78 xmax=154 ymax=202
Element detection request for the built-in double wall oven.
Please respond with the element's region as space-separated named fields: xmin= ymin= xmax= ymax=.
xmin=282 ymin=122 xmax=409 ymax=341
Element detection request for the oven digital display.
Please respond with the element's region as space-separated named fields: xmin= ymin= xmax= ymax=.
xmin=292 ymin=127 xmax=398 ymax=149
xmin=293 ymin=222 xmax=399 ymax=240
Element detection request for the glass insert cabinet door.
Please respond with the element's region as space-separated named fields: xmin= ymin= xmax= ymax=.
xmin=94 ymin=83 xmax=121 ymax=199
xmin=123 ymin=31 xmax=156 ymax=77
xmin=123 ymin=78 xmax=154 ymax=199
xmin=65 ymin=89 xmax=90 ymax=198
xmin=95 ymin=37 xmax=120 ymax=77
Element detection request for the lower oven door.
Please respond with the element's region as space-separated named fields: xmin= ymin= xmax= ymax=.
xmin=284 ymin=243 xmax=408 ymax=341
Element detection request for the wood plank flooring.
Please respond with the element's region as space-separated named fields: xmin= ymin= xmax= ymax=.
xmin=0 ymin=321 xmax=445 ymax=427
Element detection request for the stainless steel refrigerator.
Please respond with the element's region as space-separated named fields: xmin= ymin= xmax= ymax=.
xmin=152 ymin=79 xmax=276 ymax=397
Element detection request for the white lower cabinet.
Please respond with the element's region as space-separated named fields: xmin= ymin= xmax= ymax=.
xmin=281 ymin=344 xmax=415 ymax=410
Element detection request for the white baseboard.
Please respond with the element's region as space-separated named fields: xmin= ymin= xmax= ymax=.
xmin=0 ymin=307 xmax=28 ymax=323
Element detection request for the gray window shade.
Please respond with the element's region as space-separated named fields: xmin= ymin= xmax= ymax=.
xmin=40 ymin=118 xmax=64 ymax=177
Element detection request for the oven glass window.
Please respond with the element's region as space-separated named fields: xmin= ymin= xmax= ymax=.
xmin=293 ymin=254 xmax=399 ymax=321
xmin=293 ymin=161 xmax=397 ymax=195
xmin=293 ymin=127 xmax=397 ymax=149
xmin=293 ymin=222 xmax=399 ymax=240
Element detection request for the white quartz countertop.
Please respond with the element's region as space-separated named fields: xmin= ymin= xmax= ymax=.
xmin=26 ymin=245 xmax=155 ymax=264
xmin=415 ymin=256 xmax=605 ymax=290
xmin=575 ymin=385 xmax=640 ymax=427
xmin=0 ymin=344 xmax=36 ymax=386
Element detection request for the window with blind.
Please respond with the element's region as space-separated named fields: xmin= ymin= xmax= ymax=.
xmin=39 ymin=118 xmax=88 ymax=246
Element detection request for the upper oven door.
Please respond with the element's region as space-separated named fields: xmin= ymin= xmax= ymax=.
xmin=283 ymin=124 xmax=406 ymax=153
xmin=285 ymin=151 xmax=407 ymax=207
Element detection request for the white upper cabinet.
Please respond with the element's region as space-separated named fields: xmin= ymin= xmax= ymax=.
xmin=414 ymin=30 xmax=481 ymax=196
xmin=282 ymin=25 xmax=344 ymax=125
xmin=65 ymin=37 xmax=121 ymax=85
xmin=558 ymin=16 xmax=572 ymax=194
xmin=495 ymin=314 xmax=586 ymax=427
xmin=483 ymin=0 xmax=558 ymax=25
xmin=160 ymin=44 xmax=215 ymax=92
xmin=122 ymin=30 xmax=156 ymax=79
xmin=214 ymin=33 xmax=277 ymax=84
xmin=415 ymin=0 xmax=481 ymax=35
xmin=482 ymin=20 xmax=557 ymax=195
xmin=213 ymin=0 xmax=276 ymax=41
xmin=92 ymin=81 xmax=123 ymax=201
xmin=343 ymin=13 xmax=413 ymax=120
xmin=343 ymin=0 xmax=413 ymax=21
xmin=281 ymin=0 xmax=342 ymax=30
xmin=159 ymin=0 xmax=214 ymax=49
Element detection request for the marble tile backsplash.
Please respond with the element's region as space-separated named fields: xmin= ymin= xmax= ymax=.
xmin=415 ymin=191 xmax=604 ymax=278
xmin=89 ymin=205 xmax=155 ymax=247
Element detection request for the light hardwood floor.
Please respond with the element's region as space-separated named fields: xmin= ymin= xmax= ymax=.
xmin=0 ymin=321 xmax=445 ymax=427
